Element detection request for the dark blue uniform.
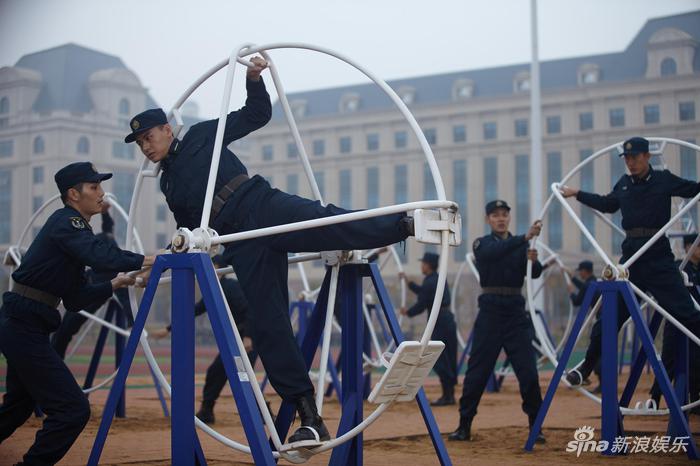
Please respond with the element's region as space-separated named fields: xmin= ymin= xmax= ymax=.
xmin=650 ymin=259 xmax=700 ymax=406
xmin=407 ymin=272 xmax=457 ymax=397
xmin=51 ymin=211 xmax=133 ymax=359
xmin=0 ymin=206 xmax=144 ymax=466
xmin=569 ymin=275 xmax=602 ymax=382
xmin=575 ymin=167 xmax=700 ymax=378
xmin=458 ymin=233 xmax=544 ymax=424
xmin=158 ymin=78 xmax=410 ymax=401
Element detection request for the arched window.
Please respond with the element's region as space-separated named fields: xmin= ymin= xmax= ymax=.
xmin=0 ymin=97 xmax=8 ymax=114
xmin=33 ymin=136 xmax=45 ymax=155
xmin=119 ymin=98 xmax=130 ymax=115
xmin=660 ymin=57 xmax=677 ymax=76
xmin=77 ymin=136 xmax=90 ymax=154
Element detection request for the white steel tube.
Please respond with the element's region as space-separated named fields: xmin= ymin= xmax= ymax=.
xmin=316 ymin=264 xmax=339 ymax=414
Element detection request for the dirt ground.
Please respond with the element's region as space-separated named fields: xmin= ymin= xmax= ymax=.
xmin=1 ymin=364 xmax=697 ymax=466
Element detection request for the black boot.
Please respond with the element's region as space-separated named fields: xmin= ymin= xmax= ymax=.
xmin=288 ymin=395 xmax=330 ymax=446
xmin=196 ymin=400 xmax=216 ymax=425
xmin=528 ymin=415 xmax=546 ymax=444
xmin=431 ymin=385 xmax=456 ymax=406
xmin=448 ymin=417 xmax=471 ymax=441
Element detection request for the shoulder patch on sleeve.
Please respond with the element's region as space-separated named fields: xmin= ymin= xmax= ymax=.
xmin=70 ymin=217 xmax=86 ymax=230
xmin=472 ymin=239 xmax=481 ymax=251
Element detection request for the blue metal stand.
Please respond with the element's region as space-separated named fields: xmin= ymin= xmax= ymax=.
xmin=88 ymin=253 xmax=276 ymax=466
xmin=525 ymin=280 xmax=698 ymax=459
xmin=272 ymin=262 xmax=452 ymax=466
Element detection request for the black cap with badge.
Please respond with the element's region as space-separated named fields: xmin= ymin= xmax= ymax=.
xmin=485 ymin=199 xmax=511 ymax=215
xmin=619 ymin=136 xmax=649 ymax=157
xmin=419 ymin=252 xmax=439 ymax=269
xmin=55 ymin=162 xmax=112 ymax=194
xmin=124 ymin=108 xmax=168 ymax=143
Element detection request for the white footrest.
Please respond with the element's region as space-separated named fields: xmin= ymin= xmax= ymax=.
xmin=413 ymin=209 xmax=461 ymax=246
xmin=368 ymin=341 xmax=445 ymax=404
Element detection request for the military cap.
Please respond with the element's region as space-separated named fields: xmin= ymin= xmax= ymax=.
xmin=576 ymin=260 xmax=593 ymax=272
xmin=419 ymin=252 xmax=439 ymax=269
xmin=619 ymin=136 xmax=649 ymax=157
xmin=55 ymin=162 xmax=112 ymax=194
xmin=124 ymin=108 xmax=168 ymax=143
xmin=485 ymin=199 xmax=511 ymax=215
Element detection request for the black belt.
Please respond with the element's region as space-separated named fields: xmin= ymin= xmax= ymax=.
xmin=625 ymin=227 xmax=660 ymax=238
xmin=11 ymin=282 xmax=60 ymax=308
xmin=210 ymin=174 xmax=249 ymax=221
xmin=481 ymin=286 xmax=522 ymax=296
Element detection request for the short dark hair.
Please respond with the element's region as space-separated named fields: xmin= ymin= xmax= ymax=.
xmin=61 ymin=182 xmax=85 ymax=204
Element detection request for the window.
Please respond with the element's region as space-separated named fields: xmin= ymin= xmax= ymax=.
xmin=290 ymin=100 xmax=306 ymax=119
xmin=579 ymin=149 xmax=595 ymax=252
xmin=367 ymin=133 xmax=379 ymax=152
xmin=546 ymin=152 xmax=562 ymax=249
xmin=661 ymin=57 xmax=677 ymax=76
xmin=340 ymin=94 xmax=360 ymax=113
xmin=483 ymin=157 xmax=498 ymax=233
xmin=423 ymin=163 xmax=437 ymax=200
xmin=452 ymin=79 xmax=474 ymax=100
xmin=262 ymin=144 xmax=273 ymax=161
xmin=0 ymin=169 xmax=11 ymax=242
xmin=286 ymin=143 xmax=298 ymax=159
xmin=0 ymin=140 xmax=13 ymax=157
xmin=423 ymin=128 xmax=436 ymax=146
xmin=514 ymin=74 xmax=530 ymax=93
xmin=679 ymin=101 xmax=696 ymax=121
xmin=546 ymin=116 xmax=561 ymax=135
xmin=339 ymin=169 xmax=352 ymax=208
xmin=77 ymin=136 xmax=90 ymax=154
xmin=32 ymin=196 xmax=43 ymax=213
xmin=119 ymin=98 xmax=130 ymax=115
xmin=644 ymin=104 xmax=660 ymax=125
xmin=286 ymin=174 xmax=298 ymax=195
xmin=515 ymin=119 xmax=528 ymax=138
xmin=156 ymin=204 xmax=167 ymax=221
xmin=367 ymin=167 xmax=379 ymax=208
xmin=394 ymin=131 xmax=407 ymax=149
xmin=515 ymin=154 xmax=530 ymax=233
xmin=394 ymin=165 xmax=407 ymax=204
xmin=314 ymin=171 xmax=325 ymax=198
xmin=579 ymin=112 xmax=593 ymax=131
xmin=609 ymin=108 xmax=625 ymax=127
xmin=112 ymin=172 xmax=135 ymax=243
xmin=339 ymin=136 xmax=352 ymax=154
xmin=33 ymin=166 xmax=44 ymax=184
xmin=398 ymin=87 xmax=415 ymax=105
xmin=156 ymin=233 xmax=167 ymax=247
xmin=580 ymin=70 xmax=598 ymax=84
xmin=313 ymin=139 xmax=325 ymax=156
xmin=112 ymin=141 xmax=134 ymax=159
xmin=453 ymin=160 xmax=468 ymax=261
xmin=483 ymin=122 xmax=497 ymax=140
xmin=452 ymin=125 xmax=466 ymax=143
xmin=0 ymin=97 xmax=8 ymax=114
xmin=33 ymin=136 xmax=45 ymax=154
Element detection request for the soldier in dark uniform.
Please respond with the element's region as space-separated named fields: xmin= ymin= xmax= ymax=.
xmin=151 ymin=255 xmax=255 ymax=425
xmin=51 ymin=203 xmax=134 ymax=359
xmin=649 ymin=233 xmax=700 ymax=410
xmin=560 ymin=137 xmax=700 ymax=387
xmin=399 ymin=252 xmax=457 ymax=406
xmin=449 ymin=200 xmax=545 ymax=443
xmin=124 ymin=57 xmax=413 ymax=445
xmin=566 ymin=260 xmax=602 ymax=392
xmin=0 ymin=162 xmax=154 ymax=466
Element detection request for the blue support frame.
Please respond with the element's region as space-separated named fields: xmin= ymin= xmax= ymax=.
xmin=524 ymin=280 xmax=698 ymax=459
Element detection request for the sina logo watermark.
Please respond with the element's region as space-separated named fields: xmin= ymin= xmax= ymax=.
xmin=566 ymin=426 xmax=608 ymax=457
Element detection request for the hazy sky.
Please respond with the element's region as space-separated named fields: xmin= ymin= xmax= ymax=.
xmin=1 ymin=0 xmax=698 ymax=116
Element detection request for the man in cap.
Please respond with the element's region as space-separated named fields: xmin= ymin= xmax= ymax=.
xmin=0 ymin=162 xmax=155 ymax=466
xmin=649 ymin=233 xmax=700 ymax=410
xmin=566 ymin=260 xmax=601 ymax=392
xmin=399 ymin=252 xmax=457 ymax=406
xmin=124 ymin=57 xmax=413 ymax=446
xmin=560 ymin=136 xmax=700 ymax=387
xmin=449 ymin=200 xmax=545 ymax=443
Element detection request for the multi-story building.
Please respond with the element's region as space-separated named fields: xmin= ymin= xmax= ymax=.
xmin=246 ymin=11 xmax=700 ymax=294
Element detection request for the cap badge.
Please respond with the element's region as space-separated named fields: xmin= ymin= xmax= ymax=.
xmin=131 ymin=119 xmax=140 ymax=130
xmin=496 ymin=201 xmax=503 ymax=207
xmin=625 ymin=142 xmax=632 ymax=150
